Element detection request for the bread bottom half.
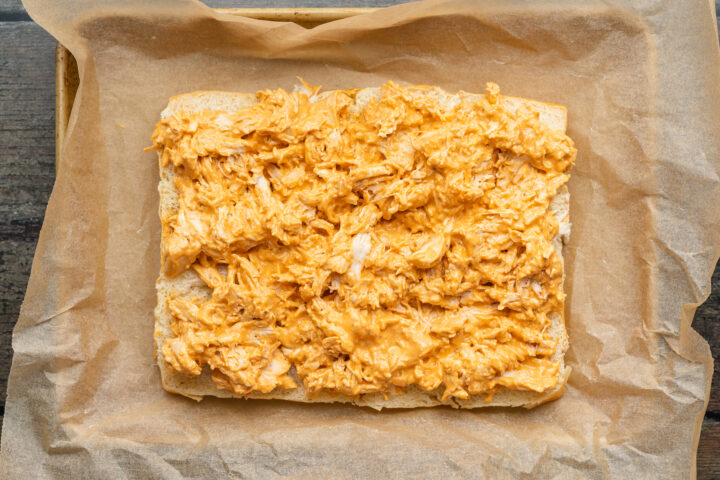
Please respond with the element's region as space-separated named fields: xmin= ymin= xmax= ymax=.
xmin=154 ymin=88 xmax=571 ymax=410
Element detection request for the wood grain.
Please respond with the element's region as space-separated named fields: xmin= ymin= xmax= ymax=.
xmin=698 ymin=417 xmax=720 ymax=480
xmin=1 ymin=1 xmax=718 ymax=477
xmin=0 ymin=0 xmax=25 ymax=18
xmin=0 ymin=21 xmax=57 ymax=432
xmin=3 ymin=0 xmax=397 ymax=15
xmin=695 ymin=265 xmax=720 ymax=413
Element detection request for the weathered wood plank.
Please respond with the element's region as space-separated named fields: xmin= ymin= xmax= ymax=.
xmin=6 ymin=0 xmax=400 ymax=16
xmin=698 ymin=417 xmax=720 ymax=480
xmin=695 ymin=263 xmax=720 ymax=414
xmin=0 ymin=21 xmax=57 ymax=435
xmin=694 ymin=259 xmax=720 ymax=480
xmin=0 ymin=0 xmax=26 ymax=19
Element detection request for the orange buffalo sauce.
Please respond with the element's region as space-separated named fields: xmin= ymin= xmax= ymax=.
xmin=150 ymin=82 xmax=576 ymax=401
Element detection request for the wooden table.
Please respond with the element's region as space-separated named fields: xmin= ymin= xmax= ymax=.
xmin=1 ymin=1 xmax=718 ymax=477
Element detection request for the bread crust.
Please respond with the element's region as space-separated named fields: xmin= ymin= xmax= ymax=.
xmin=153 ymin=87 xmax=571 ymax=410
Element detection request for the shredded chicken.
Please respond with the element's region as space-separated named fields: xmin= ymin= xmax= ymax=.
xmin=150 ymin=81 xmax=576 ymax=400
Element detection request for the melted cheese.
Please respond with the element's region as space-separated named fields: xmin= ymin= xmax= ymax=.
xmin=150 ymin=81 xmax=576 ymax=401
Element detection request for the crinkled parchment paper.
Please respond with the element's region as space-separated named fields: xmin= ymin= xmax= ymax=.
xmin=2 ymin=0 xmax=719 ymax=477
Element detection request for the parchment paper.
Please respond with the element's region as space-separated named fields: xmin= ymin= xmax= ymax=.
xmin=3 ymin=0 xmax=719 ymax=478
